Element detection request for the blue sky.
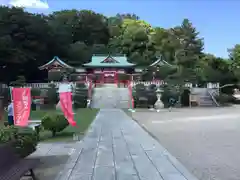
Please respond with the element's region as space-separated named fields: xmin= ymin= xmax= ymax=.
xmin=2 ymin=0 xmax=240 ymax=58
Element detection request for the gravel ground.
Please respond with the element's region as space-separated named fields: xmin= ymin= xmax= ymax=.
xmin=131 ymin=107 xmax=240 ymax=180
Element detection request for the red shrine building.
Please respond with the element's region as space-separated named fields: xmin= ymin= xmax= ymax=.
xmin=38 ymin=55 xmax=143 ymax=83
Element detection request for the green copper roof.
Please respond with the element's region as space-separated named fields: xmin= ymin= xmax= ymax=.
xmin=83 ymin=55 xmax=135 ymax=67
xmin=39 ymin=56 xmax=74 ymax=70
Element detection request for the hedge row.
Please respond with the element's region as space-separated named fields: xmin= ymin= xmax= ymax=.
xmin=0 ymin=126 xmax=38 ymax=158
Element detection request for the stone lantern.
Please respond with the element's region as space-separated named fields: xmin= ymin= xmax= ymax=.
xmin=154 ymin=85 xmax=164 ymax=112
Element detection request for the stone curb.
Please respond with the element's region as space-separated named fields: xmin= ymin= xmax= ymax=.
xmin=129 ymin=112 xmax=199 ymax=180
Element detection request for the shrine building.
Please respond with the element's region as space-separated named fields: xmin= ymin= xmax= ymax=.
xmin=38 ymin=54 xmax=143 ymax=83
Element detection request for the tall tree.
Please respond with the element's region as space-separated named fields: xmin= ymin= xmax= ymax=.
xmin=0 ymin=6 xmax=54 ymax=83
xmin=228 ymin=44 xmax=240 ymax=82
xmin=110 ymin=18 xmax=156 ymax=65
xmin=166 ymin=19 xmax=204 ymax=84
xmin=172 ymin=19 xmax=204 ymax=67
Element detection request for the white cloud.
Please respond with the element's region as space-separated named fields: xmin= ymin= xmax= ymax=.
xmin=9 ymin=0 xmax=49 ymax=9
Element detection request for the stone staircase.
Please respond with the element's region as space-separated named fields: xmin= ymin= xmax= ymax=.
xmin=198 ymin=95 xmax=216 ymax=106
xmin=191 ymin=88 xmax=219 ymax=107
xmin=91 ymin=84 xmax=130 ymax=109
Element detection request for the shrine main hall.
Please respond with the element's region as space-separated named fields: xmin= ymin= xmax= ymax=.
xmin=39 ymin=54 xmax=144 ymax=83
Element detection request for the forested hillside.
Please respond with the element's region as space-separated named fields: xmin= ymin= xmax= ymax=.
xmin=0 ymin=6 xmax=239 ymax=86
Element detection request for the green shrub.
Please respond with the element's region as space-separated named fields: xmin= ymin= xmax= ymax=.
xmin=46 ymin=83 xmax=58 ymax=106
xmin=215 ymin=93 xmax=234 ymax=105
xmin=133 ymin=84 xmax=157 ymax=108
xmin=0 ymin=126 xmax=38 ymax=157
xmin=148 ymin=84 xmax=157 ymax=91
xmin=180 ymin=89 xmax=190 ymax=107
xmin=146 ymin=91 xmax=158 ymax=107
xmin=0 ymin=87 xmax=10 ymax=106
xmin=31 ymin=88 xmax=41 ymax=97
xmin=73 ymin=83 xmax=88 ymax=108
xmin=10 ymin=75 xmax=26 ymax=87
xmin=161 ymin=87 xmax=179 ymax=108
xmin=42 ymin=113 xmax=68 ymax=137
xmin=133 ymin=84 xmax=147 ymax=108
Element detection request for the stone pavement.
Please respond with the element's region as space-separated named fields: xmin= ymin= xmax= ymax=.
xmin=91 ymin=85 xmax=129 ymax=108
xmin=28 ymin=142 xmax=77 ymax=180
xmin=56 ymin=109 xmax=198 ymax=180
xmin=132 ymin=107 xmax=240 ymax=180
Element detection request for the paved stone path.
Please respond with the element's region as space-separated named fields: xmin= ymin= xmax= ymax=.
xmin=92 ymin=85 xmax=129 ymax=108
xmin=28 ymin=142 xmax=77 ymax=180
xmin=56 ymin=109 xmax=198 ymax=180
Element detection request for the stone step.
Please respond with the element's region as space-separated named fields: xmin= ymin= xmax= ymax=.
xmin=91 ymin=87 xmax=130 ymax=108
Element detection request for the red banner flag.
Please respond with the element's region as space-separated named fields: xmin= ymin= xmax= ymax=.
xmin=12 ymin=88 xmax=31 ymax=126
xmin=59 ymin=92 xmax=76 ymax=126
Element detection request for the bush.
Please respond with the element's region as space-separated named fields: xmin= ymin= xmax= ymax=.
xmin=46 ymin=83 xmax=58 ymax=106
xmin=73 ymin=83 xmax=88 ymax=108
xmin=42 ymin=113 xmax=68 ymax=137
xmin=146 ymin=90 xmax=157 ymax=107
xmin=180 ymin=89 xmax=190 ymax=107
xmin=10 ymin=75 xmax=26 ymax=87
xmin=133 ymin=84 xmax=157 ymax=108
xmin=0 ymin=126 xmax=38 ymax=158
xmin=148 ymin=84 xmax=157 ymax=91
xmin=31 ymin=88 xmax=41 ymax=97
xmin=133 ymin=84 xmax=147 ymax=108
xmin=161 ymin=87 xmax=179 ymax=108
xmin=215 ymin=93 xmax=235 ymax=105
xmin=0 ymin=87 xmax=10 ymax=106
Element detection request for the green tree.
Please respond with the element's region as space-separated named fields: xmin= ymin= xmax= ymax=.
xmin=228 ymin=44 xmax=240 ymax=81
xmin=0 ymin=6 xmax=54 ymax=83
xmin=165 ymin=19 xmax=204 ymax=85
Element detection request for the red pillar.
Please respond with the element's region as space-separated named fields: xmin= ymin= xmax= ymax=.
xmin=115 ymin=72 xmax=118 ymax=84
xmin=101 ymin=72 xmax=104 ymax=84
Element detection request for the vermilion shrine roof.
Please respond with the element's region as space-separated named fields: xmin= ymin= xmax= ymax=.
xmin=83 ymin=55 xmax=135 ymax=67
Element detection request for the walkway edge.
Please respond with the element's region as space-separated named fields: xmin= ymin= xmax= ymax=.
xmin=129 ymin=112 xmax=199 ymax=180
xmin=55 ymin=110 xmax=101 ymax=180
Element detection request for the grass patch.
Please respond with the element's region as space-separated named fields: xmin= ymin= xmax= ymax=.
xmin=1 ymin=108 xmax=99 ymax=142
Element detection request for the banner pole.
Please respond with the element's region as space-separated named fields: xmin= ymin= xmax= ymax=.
xmin=9 ymin=86 xmax=15 ymax=125
xmin=9 ymin=86 xmax=12 ymax=102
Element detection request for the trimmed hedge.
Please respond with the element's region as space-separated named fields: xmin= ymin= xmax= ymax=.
xmin=31 ymin=88 xmax=41 ymax=97
xmin=215 ymin=93 xmax=235 ymax=106
xmin=73 ymin=83 xmax=88 ymax=108
xmin=42 ymin=113 xmax=68 ymax=137
xmin=0 ymin=126 xmax=38 ymax=158
xmin=46 ymin=83 xmax=58 ymax=106
xmin=133 ymin=84 xmax=157 ymax=108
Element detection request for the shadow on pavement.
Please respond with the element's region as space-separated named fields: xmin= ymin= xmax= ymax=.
xmin=34 ymin=155 xmax=69 ymax=180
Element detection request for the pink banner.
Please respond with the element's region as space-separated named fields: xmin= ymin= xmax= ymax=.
xmin=12 ymin=88 xmax=31 ymax=126
xmin=59 ymin=92 xmax=76 ymax=126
